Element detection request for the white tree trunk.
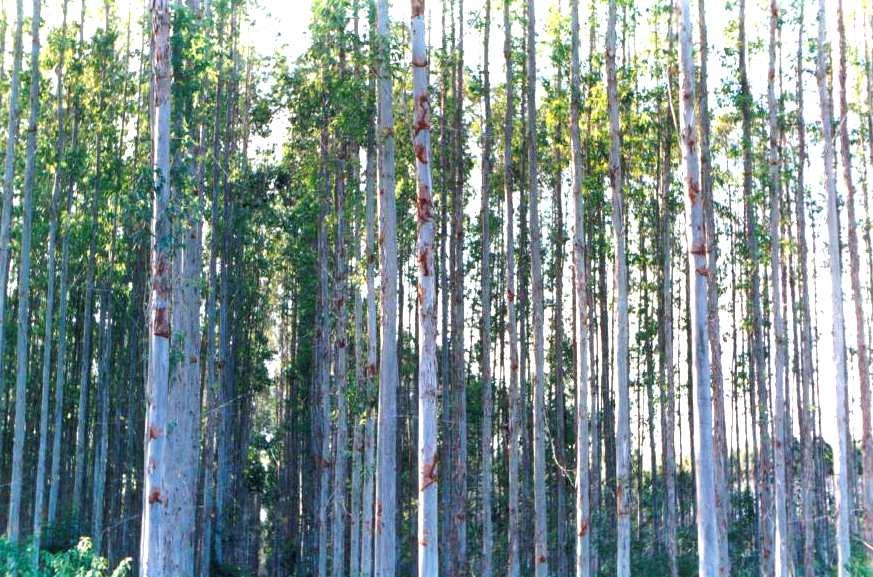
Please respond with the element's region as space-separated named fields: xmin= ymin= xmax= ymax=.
xmin=411 ymin=4 xmax=438 ymax=576
xmin=766 ymin=4 xmax=790 ymax=577
xmin=676 ymin=2 xmax=720 ymax=576
xmin=140 ymin=1 xmax=173 ymax=575
xmin=570 ymin=2 xmax=590 ymax=576
xmin=375 ymin=0 xmax=398 ymax=575
xmin=527 ymin=2 xmax=549 ymax=575
xmin=503 ymin=2 xmax=520 ymax=574
xmin=815 ymin=0 xmax=851 ymax=573
xmin=606 ymin=3 xmax=630 ymax=576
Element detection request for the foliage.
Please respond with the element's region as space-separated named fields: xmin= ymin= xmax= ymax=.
xmin=0 ymin=538 xmax=130 ymax=577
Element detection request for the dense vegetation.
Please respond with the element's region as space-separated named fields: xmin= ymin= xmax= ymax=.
xmin=0 ymin=0 xmax=870 ymax=576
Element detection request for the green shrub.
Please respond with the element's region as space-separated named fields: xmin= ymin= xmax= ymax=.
xmin=0 ymin=537 xmax=130 ymax=577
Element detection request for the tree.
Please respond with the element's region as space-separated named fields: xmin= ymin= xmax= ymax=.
xmin=815 ymin=0 xmax=851 ymax=573
xmin=140 ymin=0 xmax=174 ymax=574
xmin=676 ymin=1 xmax=719 ymax=576
xmin=375 ymin=0 xmax=399 ymax=575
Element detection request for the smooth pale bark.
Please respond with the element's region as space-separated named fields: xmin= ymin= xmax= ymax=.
xmin=35 ymin=0 xmax=69 ymax=555
xmin=570 ymin=1 xmax=590 ymax=575
xmin=837 ymin=0 xmax=873 ymax=554
xmin=332 ymin=145 xmax=350 ymax=577
xmin=676 ymin=3 xmax=719 ymax=575
xmin=411 ymin=3 xmax=438 ymax=575
xmin=478 ymin=3 xmax=494 ymax=577
xmin=606 ymin=2 xmax=630 ymax=576
xmin=140 ymin=1 xmax=173 ymax=575
xmin=793 ymin=5 xmax=816 ymax=574
xmin=375 ymin=1 xmax=399 ymax=575
xmin=350 ymin=420 xmax=363 ymax=577
xmin=815 ymin=0 xmax=851 ymax=572
xmin=0 ymin=0 xmax=22 ymax=470
xmin=503 ymin=2 xmax=520 ymax=575
xmin=696 ymin=2 xmax=730 ymax=572
xmin=766 ymin=4 xmax=790 ymax=577
xmin=527 ymin=2 xmax=548 ymax=575
xmin=7 ymin=0 xmax=39 ymax=552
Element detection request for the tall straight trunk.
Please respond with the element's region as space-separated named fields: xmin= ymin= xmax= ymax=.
xmin=837 ymin=0 xmax=873 ymax=552
xmin=696 ymin=1 xmax=730 ymax=571
xmin=478 ymin=1 xmax=494 ymax=575
xmin=676 ymin=4 xmax=719 ymax=574
xmin=316 ymin=122 xmax=331 ymax=577
xmin=658 ymin=92 xmax=678 ymax=577
xmin=738 ymin=1 xmax=774 ymax=572
xmin=793 ymin=4 xmax=816 ymax=573
xmin=350 ymin=418 xmax=363 ymax=577
xmin=35 ymin=0 xmax=69 ymax=554
xmin=815 ymin=0 xmax=851 ymax=571
xmin=6 ymin=0 xmax=39 ymax=552
xmin=375 ymin=1 xmax=398 ymax=575
xmin=448 ymin=2 xmax=467 ymax=574
xmin=0 ymin=0 xmax=22 ymax=469
xmin=570 ymin=1 xmax=590 ymax=575
xmin=606 ymin=2 xmax=630 ymax=576
xmin=332 ymin=144 xmax=350 ymax=577
xmin=503 ymin=3 xmax=520 ymax=575
xmin=411 ymin=3 xmax=438 ymax=574
xmin=766 ymin=4 xmax=791 ymax=577
xmin=140 ymin=0 xmax=173 ymax=574
xmin=526 ymin=2 xmax=548 ymax=575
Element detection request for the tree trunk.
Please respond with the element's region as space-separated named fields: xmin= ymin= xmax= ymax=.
xmin=837 ymin=0 xmax=873 ymax=555
xmin=411 ymin=3 xmax=438 ymax=575
xmin=766 ymin=4 xmax=791 ymax=577
xmin=815 ymin=0 xmax=851 ymax=572
xmin=6 ymin=0 xmax=39 ymax=556
xmin=676 ymin=3 xmax=720 ymax=575
xmin=606 ymin=2 xmax=630 ymax=576
xmin=140 ymin=1 xmax=173 ymax=575
xmin=375 ymin=0 xmax=398 ymax=574
xmin=478 ymin=1 xmax=494 ymax=575
xmin=0 ymin=0 xmax=22 ymax=481
xmin=526 ymin=2 xmax=549 ymax=575
xmin=570 ymin=1 xmax=590 ymax=575
xmin=503 ymin=2 xmax=520 ymax=575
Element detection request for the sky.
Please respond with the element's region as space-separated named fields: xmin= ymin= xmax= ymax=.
xmin=30 ymin=0 xmax=873 ymax=462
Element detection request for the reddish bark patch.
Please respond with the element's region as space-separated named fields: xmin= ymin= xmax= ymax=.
xmin=420 ymin=457 xmax=438 ymax=491
xmin=148 ymin=425 xmax=162 ymax=440
xmin=148 ymin=488 xmax=165 ymax=505
xmin=154 ymin=307 xmax=171 ymax=338
xmin=578 ymin=519 xmax=589 ymax=537
xmin=414 ymin=142 xmax=429 ymax=164
xmin=416 ymin=186 xmax=433 ymax=222
xmin=411 ymin=0 xmax=425 ymax=18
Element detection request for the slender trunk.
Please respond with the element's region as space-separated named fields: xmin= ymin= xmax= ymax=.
xmin=411 ymin=3 xmax=438 ymax=575
xmin=526 ymin=2 xmax=548 ymax=575
xmin=793 ymin=3 xmax=816 ymax=573
xmin=676 ymin=3 xmax=719 ymax=575
xmin=503 ymin=3 xmax=520 ymax=575
xmin=606 ymin=3 xmax=630 ymax=576
xmin=815 ymin=0 xmax=851 ymax=571
xmin=375 ymin=1 xmax=398 ymax=574
xmin=332 ymin=143 xmax=350 ymax=577
xmin=141 ymin=1 xmax=173 ymax=575
xmin=0 ymin=0 xmax=22 ymax=476
xmin=570 ymin=1 xmax=590 ymax=575
xmin=316 ymin=122 xmax=331 ymax=577
xmin=766 ymin=4 xmax=791 ymax=577
xmin=478 ymin=3 xmax=494 ymax=576
xmin=6 ymin=0 xmax=39 ymax=554
xmin=837 ymin=0 xmax=873 ymax=554
xmin=696 ymin=1 xmax=730 ymax=571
